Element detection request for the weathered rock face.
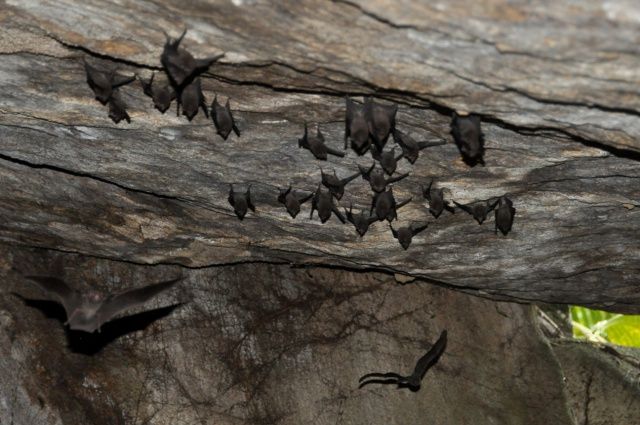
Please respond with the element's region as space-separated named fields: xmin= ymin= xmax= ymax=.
xmin=2 ymin=246 xmax=638 ymax=425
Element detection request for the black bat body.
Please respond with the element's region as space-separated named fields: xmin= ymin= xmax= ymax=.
xmin=454 ymin=199 xmax=497 ymax=224
xmin=422 ymin=180 xmax=454 ymax=218
xmin=372 ymin=146 xmax=404 ymax=175
xmin=178 ymin=77 xmax=208 ymax=121
xmin=359 ymin=163 xmax=409 ymax=193
xmin=451 ymin=113 xmax=484 ymax=166
xmin=320 ymin=168 xmax=360 ymax=200
xmin=345 ymin=96 xmax=371 ymax=154
xmin=107 ymin=90 xmax=131 ymax=124
xmin=359 ymin=330 xmax=447 ymax=391
xmin=24 ymin=276 xmax=180 ymax=333
xmin=310 ymin=186 xmax=346 ymax=224
xmin=298 ymin=124 xmax=345 ymax=160
xmin=228 ymin=185 xmax=255 ymax=220
xmin=392 ymin=129 xmax=446 ymax=164
xmin=278 ymin=186 xmax=313 ymax=218
xmin=212 ymin=96 xmax=241 ymax=140
xmin=365 ymin=97 xmax=397 ymax=151
xmin=371 ymin=188 xmax=411 ymax=222
xmin=84 ymin=60 xmax=134 ymax=105
xmin=139 ymin=73 xmax=176 ymax=113
xmin=390 ymin=223 xmax=429 ymax=250
xmin=494 ymin=196 xmax=516 ymax=235
xmin=345 ymin=203 xmax=378 ymax=237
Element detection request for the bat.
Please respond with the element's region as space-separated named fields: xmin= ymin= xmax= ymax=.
xmin=177 ymin=77 xmax=208 ymax=121
xmin=345 ymin=203 xmax=378 ymax=237
xmin=139 ymin=73 xmax=176 ymax=113
xmin=107 ymin=90 xmax=131 ymax=124
xmin=494 ymin=196 xmax=516 ymax=235
xmin=298 ymin=123 xmax=345 ymax=160
xmin=453 ymin=199 xmax=497 ymax=224
xmin=320 ymin=167 xmax=360 ymax=200
xmin=359 ymin=330 xmax=447 ymax=391
xmin=365 ymin=97 xmax=397 ymax=151
xmin=371 ymin=146 xmax=404 ymax=176
xmin=84 ymin=59 xmax=135 ymax=104
xmin=371 ymin=187 xmax=412 ymax=222
xmin=345 ymin=96 xmax=371 ymax=154
xmin=359 ymin=162 xmax=409 ymax=193
xmin=392 ymin=129 xmax=446 ymax=164
xmin=211 ymin=96 xmax=241 ymax=140
xmin=310 ymin=185 xmax=346 ymax=224
xmin=451 ymin=113 xmax=485 ymax=166
xmin=421 ymin=180 xmax=454 ymax=218
xmin=161 ymin=29 xmax=224 ymax=89
xmin=23 ymin=275 xmax=181 ymax=333
xmin=278 ymin=186 xmax=314 ymax=218
xmin=228 ymin=185 xmax=255 ymax=220
xmin=390 ymin=222 xmax=429 ymax=250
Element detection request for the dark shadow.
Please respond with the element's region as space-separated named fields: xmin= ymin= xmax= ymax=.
xmin=358 ymin=379 xmax=420 ymax=392
xmin=13 ymin=293 xmax=68 ymax=323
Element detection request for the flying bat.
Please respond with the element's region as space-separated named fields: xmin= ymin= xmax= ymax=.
xmin=359 ymin=330 xmax=447 ymax=391
xmin=451 ymin=113 xmax=485 ymax=166
xmin=345 ymin=203 xmax=378 ymax=237
xmin=371 ymin=146 xmax=404 ymax=175
xmin=23 ymin=275 xmax=181 ymax=333
xmin=228 ymin=185 xmax=255 ymax=220
xmin=161 ymin=29 xmax=224 ymax=89
xmin=211 ymin=96 xmax=241 ymax=140
xmin=310 ymin=185 xmax=346 ymax=224
xmin=359 ymin=162 xmax=409 ymax=193
xmin=107 ymin=90 xmax=131 ymax=124
xmin=139 ymin=73 xmax=176 ymax=113
xmin=421 ymin=180 xmax=454 ymax=218
xmin=365 ymin=97 xmax=397 ymax=151
xmin=278 ymin=186 xmax=313 ymax=218
xmin=494 ymin=196 xmax=516 ymax=235
xmin=453 ymin=199 xmax=497 ymax=224
xmin=392 ymin=129 xmax=446 ymax=164
xmin=371 ymin=187 xmax=411 ymax=222
xmin=345 ymin=96 xmax=371 ymax=154
xmin=84 ymin=59 xmax=135 ymax=104
xmin=390 ymin=222 xmax=429 ymax=250
xmin=320 ymin=167 xmax=360 ymax=200
xmin=298 ymin=123 xmax=345 ymax=160
xmin=177 ymin=77 xmax=208 ymax=121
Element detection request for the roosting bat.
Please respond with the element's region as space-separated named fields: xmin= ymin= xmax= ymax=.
xmin=211 ymin=96 xmax=241 ymax=140
xmin=139 ymin=73 xmax=176 ymax=113
xmin=345 ymin=96 xmax=371 ymax=154
xmin=371 ymin=146 xmax=404 ymax=176
xmin=365 ymin=97 xmax=397 ymax=151
xmin=161 ymin=29 xmax=224 ymax=88
xmin=320 ymin=168 xmax=360 ymax=200
xmin=392 ymin=129 xmax=446 ymax=164
xmin=107 ymin=90 xmax=131 ymax=124
xmin=390 ymin=222 xmax=429 ymax=250
xmin=359 ymin=162 xmax=409 ymax=193
xmin=310 ymin=185 xmax=346 ymax=224
xmin=359 ymin=330 xmax=447 ymax=391
xmin=278 ymin=186 xmax=313 ymax=218
xmin=228 ymin=185 xmax=255 ymax=220
xmin=494 ymin=196 xmax=516 ymax=235
xmin=345 ymin=203 xmax=378 ymax=237
xmin=371 ymin=187 xmax=411 ymax=222
xmin=421 ymin=180 xmax=454 ymax=218
xmin=23 ymin=276 xmax=181 ymax=333
xmin=453 ymin=199 xmax=497 ymax=224
xmin=177 ymin=77 xmax=208 ymax=121
xmin=84 ymin=59 xmax=134 ymax=104
xmin=451 ymin=113 xmax=484 ymax=166
xmin=298 ymin=124 xmax=345 ymax=160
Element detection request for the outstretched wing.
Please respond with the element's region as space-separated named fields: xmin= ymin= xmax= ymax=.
xmin=96 ymin=278 xmax=181 ymax=325
xmin=23 ymin=276 xmax=81 ymax=317
xmin=412 ymin=330 xmax=448 ymax=381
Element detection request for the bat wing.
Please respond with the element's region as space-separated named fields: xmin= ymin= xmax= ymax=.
xmin=387 ymin=172 xmax=410 ymax=185
xmin=332 ymin=205 xmax=346 ymax=223
xmin=111 ymin=73 xmax=135 ymax=88
xmin=412 ymin=223 xmax=429 ymax=236
xmin=96 ymin=278 xmax=181 ymax=325
xmin=24 ymin=276 xmax=81 ymax=316
xmin=389 ymin=225 xmax=399 ymax=239
xmin=453 ymin=201 xmax=472 ymax=215
xmin=412 ymin=330 xmax=448 ymax=380
xmin=246 ymin=188 xmax=256 ymax=212
xmin=359 ymin=371 xmax=404 ymax=382
xmin=228 ymin=186 xmax=235 ymax=207
xmin=298 ymin=192 xmax=314 ymax=205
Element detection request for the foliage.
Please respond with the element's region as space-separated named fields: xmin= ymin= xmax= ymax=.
xmin=571 ymin=306 xmax=640 ymax=348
